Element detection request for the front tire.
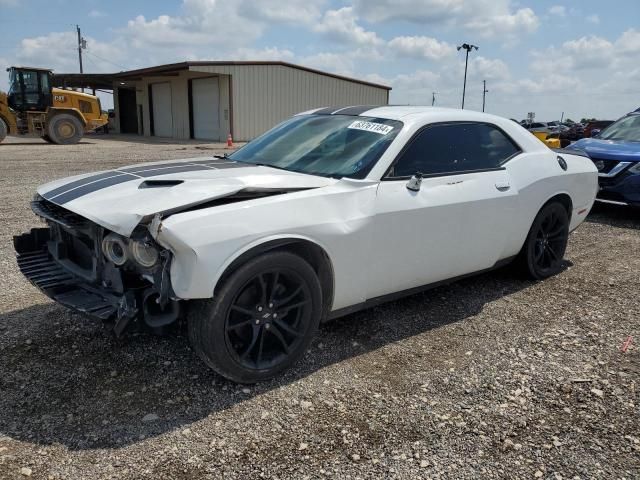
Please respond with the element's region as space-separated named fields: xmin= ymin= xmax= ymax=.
xmin=518 ymin=202 xmax=570 ymax=279
xmin=47 ymin=114 xmax=83 ymax=145
xmin=188 ymin=251 xmax=323 ymax=383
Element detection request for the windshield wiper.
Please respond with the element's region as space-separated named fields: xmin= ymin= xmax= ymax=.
xmin=213 ymin=154 xmax=228 ymax=159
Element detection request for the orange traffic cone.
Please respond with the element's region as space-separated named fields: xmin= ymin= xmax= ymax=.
xmin=226 ymin=133 xmax=233 ymax=148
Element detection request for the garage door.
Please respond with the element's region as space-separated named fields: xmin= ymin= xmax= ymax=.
xmin=191 ymin=77 xmax=220 ymax=140
xmin=151 ymin=82 xmax=172 ymax=137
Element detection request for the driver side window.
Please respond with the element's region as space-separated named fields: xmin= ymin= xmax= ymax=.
xmin=389 ymin=122 xmax=520 ymax=178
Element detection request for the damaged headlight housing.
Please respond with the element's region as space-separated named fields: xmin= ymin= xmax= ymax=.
xmin=102 ymin=233 xmax=129 ymax=266
xmin=102 ymin=233 xmax=160 ymax=269
xmin=130 ymin=239 xmax=159 ymax=268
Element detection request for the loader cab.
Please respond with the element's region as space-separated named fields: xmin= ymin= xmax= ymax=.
xmin=7 ymin=67 xmax=53 ymax=113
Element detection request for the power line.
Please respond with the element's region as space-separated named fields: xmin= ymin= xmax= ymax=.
xmin=83 ymin=50 xmax=127 ymax=71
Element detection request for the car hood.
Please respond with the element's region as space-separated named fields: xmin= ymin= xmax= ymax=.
xmin=37 ymin=157 xmax=337 ymax=236
xmin=568 ymin=138 xmax=640 ymax=162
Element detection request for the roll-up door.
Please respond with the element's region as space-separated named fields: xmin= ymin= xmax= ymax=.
xmin=151 ymin=82 xmax=172 ymax=137
xmin=191 ymin=77 xmax=220 ymax=140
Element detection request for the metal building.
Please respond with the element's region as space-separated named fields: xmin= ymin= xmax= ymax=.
xmin=65 ymin=61 xmax=390 ymax=142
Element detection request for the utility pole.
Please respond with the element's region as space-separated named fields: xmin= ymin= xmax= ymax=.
xmin=432 ymin=91 xmax=436 ymax=106
xmin=482 ymin=80 xmax=488 ymax=112
xmin=76 ymin=25 xmax=87 ymax=92
xmin=76 ymin=25 xmax=84 ymax=74
xmin=457 ymin=43 xmax=478 ymax=109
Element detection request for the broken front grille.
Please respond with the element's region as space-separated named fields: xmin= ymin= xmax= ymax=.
xmin=31 ymin=197 xmax=89 ymax=230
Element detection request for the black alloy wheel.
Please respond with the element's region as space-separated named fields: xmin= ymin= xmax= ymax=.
xmin=188 ymin=251 xmax=322 ymax=383
xmin=519 ymin=201 xmax=569 ymax=279
xmin=225 ymin=269 xmax=312 ymax=370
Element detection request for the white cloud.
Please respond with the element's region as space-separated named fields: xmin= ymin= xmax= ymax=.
xmin=615 ymin=29 xmax=640 ymax=55
xmin=586 ymin=14 xmax=600 ymax=24
xmin=15 ymin=31 xmax=126 ymax=74
xmin=237 ymin=0 xmax=324 ymax=24
xmin=548 ymin=5 xmax=566 ymax=17
xmin=298 ymin=52 xmax=355 ymax=76
xmin=387 ymin=36 xmax=454 ymax=61
xmin=314 ymin=7 xmax=383 ymax=47
xmin=352 ymin=0 xmax=540 ymax=38
xmin=464 ymin=7 xmax=538 ymax=38
xmin=232 ymin=47 xmax=295 ymax=61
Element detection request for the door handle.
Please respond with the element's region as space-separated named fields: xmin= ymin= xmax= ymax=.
xmin=495 ymin=182 xmax=511 ymax=192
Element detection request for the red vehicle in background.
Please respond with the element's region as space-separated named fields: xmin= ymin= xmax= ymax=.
xmin=584 ymin=120 xmax=614 ymax=138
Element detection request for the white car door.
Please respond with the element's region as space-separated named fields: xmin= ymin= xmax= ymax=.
xmin=367 ymin=122 xmax=522 ymax=299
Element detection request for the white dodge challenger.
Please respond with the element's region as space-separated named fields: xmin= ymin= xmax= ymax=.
xmin=15 ymin=106 xmax=598 ymax=382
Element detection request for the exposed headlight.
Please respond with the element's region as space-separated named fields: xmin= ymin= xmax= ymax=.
xmin=629 ymin=163 xmax=640 ymax=174
xmin=102 ymin=233 xmax=128 ymax=266
xmin=130 ymin=240 xmax=159 ymax=268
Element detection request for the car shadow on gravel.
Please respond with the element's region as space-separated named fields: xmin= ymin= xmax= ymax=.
xmin=0 ymin=267 xmax=536 ymax=451
xmin=586 ymin=203 xmax=640 ymax=230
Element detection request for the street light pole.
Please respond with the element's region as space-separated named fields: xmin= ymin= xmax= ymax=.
xmin=482 ymin=80 xmax=488 ymax=112
xmin=457 ymin=43 xmax=478 ymax=109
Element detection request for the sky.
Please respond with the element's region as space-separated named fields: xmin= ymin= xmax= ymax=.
xmin=0 ymin=0 xmax=639 ymax=121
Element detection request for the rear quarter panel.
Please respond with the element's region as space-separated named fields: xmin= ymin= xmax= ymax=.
xmin=504 ymin=150 xmax=597 ymax=257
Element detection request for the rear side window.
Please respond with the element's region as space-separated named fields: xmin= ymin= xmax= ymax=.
xmin=390 ymin=122 xmax=521 ymax=177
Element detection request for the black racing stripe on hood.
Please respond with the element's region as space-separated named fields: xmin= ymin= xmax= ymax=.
xmin=42 ymin=171 xmax=128 ymax=200
xmin=50 ymin=174 xmax=136 ymax=204
xmin=135 ymin=164 xmax=221 ymax=177
xmin=118 ymin=159 xmax=245 ymax=173
xmin=42 ymin=159 xmax=251 ymax=204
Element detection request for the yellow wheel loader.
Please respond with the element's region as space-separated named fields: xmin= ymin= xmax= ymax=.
xmin=0 ymin=66 xmax=108 ymax=145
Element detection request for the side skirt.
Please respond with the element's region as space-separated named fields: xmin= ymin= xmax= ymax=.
xmin=326 ymin=256 xmax=516 ymax=321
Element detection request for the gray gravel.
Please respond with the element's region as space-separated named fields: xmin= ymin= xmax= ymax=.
xmin=0 ymin=134 xmax=638 ymax=479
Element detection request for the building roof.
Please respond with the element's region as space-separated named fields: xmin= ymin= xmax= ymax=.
xmin=52 ymin=72 xmax=117 ymax=90
xmin=54 ymin=61 xmax=391 ymax=91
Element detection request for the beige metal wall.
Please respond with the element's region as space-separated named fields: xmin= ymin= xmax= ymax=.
xmin=115 ymin=64 xmax=388 ymax=141
xmin=190 ymin=64 xmax=389 ymax=141
xmin=127 ymin=71 xmax=231 ymax=141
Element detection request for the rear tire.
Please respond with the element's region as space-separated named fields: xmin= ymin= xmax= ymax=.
xmin=517 ymin=202 xmax=570 ymax=280
xmin=0 ymin=118 xmax=7 ymax=143
xmin=188 ymin=251 xmax=323 ymax=383
xmin=47 ymin=114 xmax=83 ymax=145
xmin=41 ymin=134 xmax=55 ymax=144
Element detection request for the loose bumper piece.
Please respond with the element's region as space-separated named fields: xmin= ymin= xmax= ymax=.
xmin=14 ymin=228 xmax=131 ymax=323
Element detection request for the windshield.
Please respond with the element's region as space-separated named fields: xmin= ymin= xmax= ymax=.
xmin=229 ymin=114 xmax=403 ymax=178
xmin=598 ymin=114 xmax=640 ymax=142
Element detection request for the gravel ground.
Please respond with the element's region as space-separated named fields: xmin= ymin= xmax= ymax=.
xmin=0 ymin=134 xmax=638 ymax=479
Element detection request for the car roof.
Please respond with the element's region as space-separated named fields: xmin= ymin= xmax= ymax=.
xmin=298 ymin=105 xmax=517 ymax=124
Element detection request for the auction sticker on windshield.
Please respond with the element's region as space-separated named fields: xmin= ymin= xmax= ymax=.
xmin=348 ymin=120 xmax=394 ymax=135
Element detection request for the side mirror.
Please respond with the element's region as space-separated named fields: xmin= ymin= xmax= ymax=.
xmin=406 ymin=172 xmax=423 ymax=192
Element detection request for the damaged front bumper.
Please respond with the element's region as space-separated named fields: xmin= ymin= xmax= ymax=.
xmin=14 ymin=201 xmax=180 ymax=335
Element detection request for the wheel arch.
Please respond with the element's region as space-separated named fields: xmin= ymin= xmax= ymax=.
xmin=515 ymin=191 xmax=574 ymax=256
xmin=541 ymin=192 xmax=573 ymax=223
xmin=47 ymin=108 xmax=87 ymax=127
xmin=213 ymin=236 xmax=335 ymax=320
